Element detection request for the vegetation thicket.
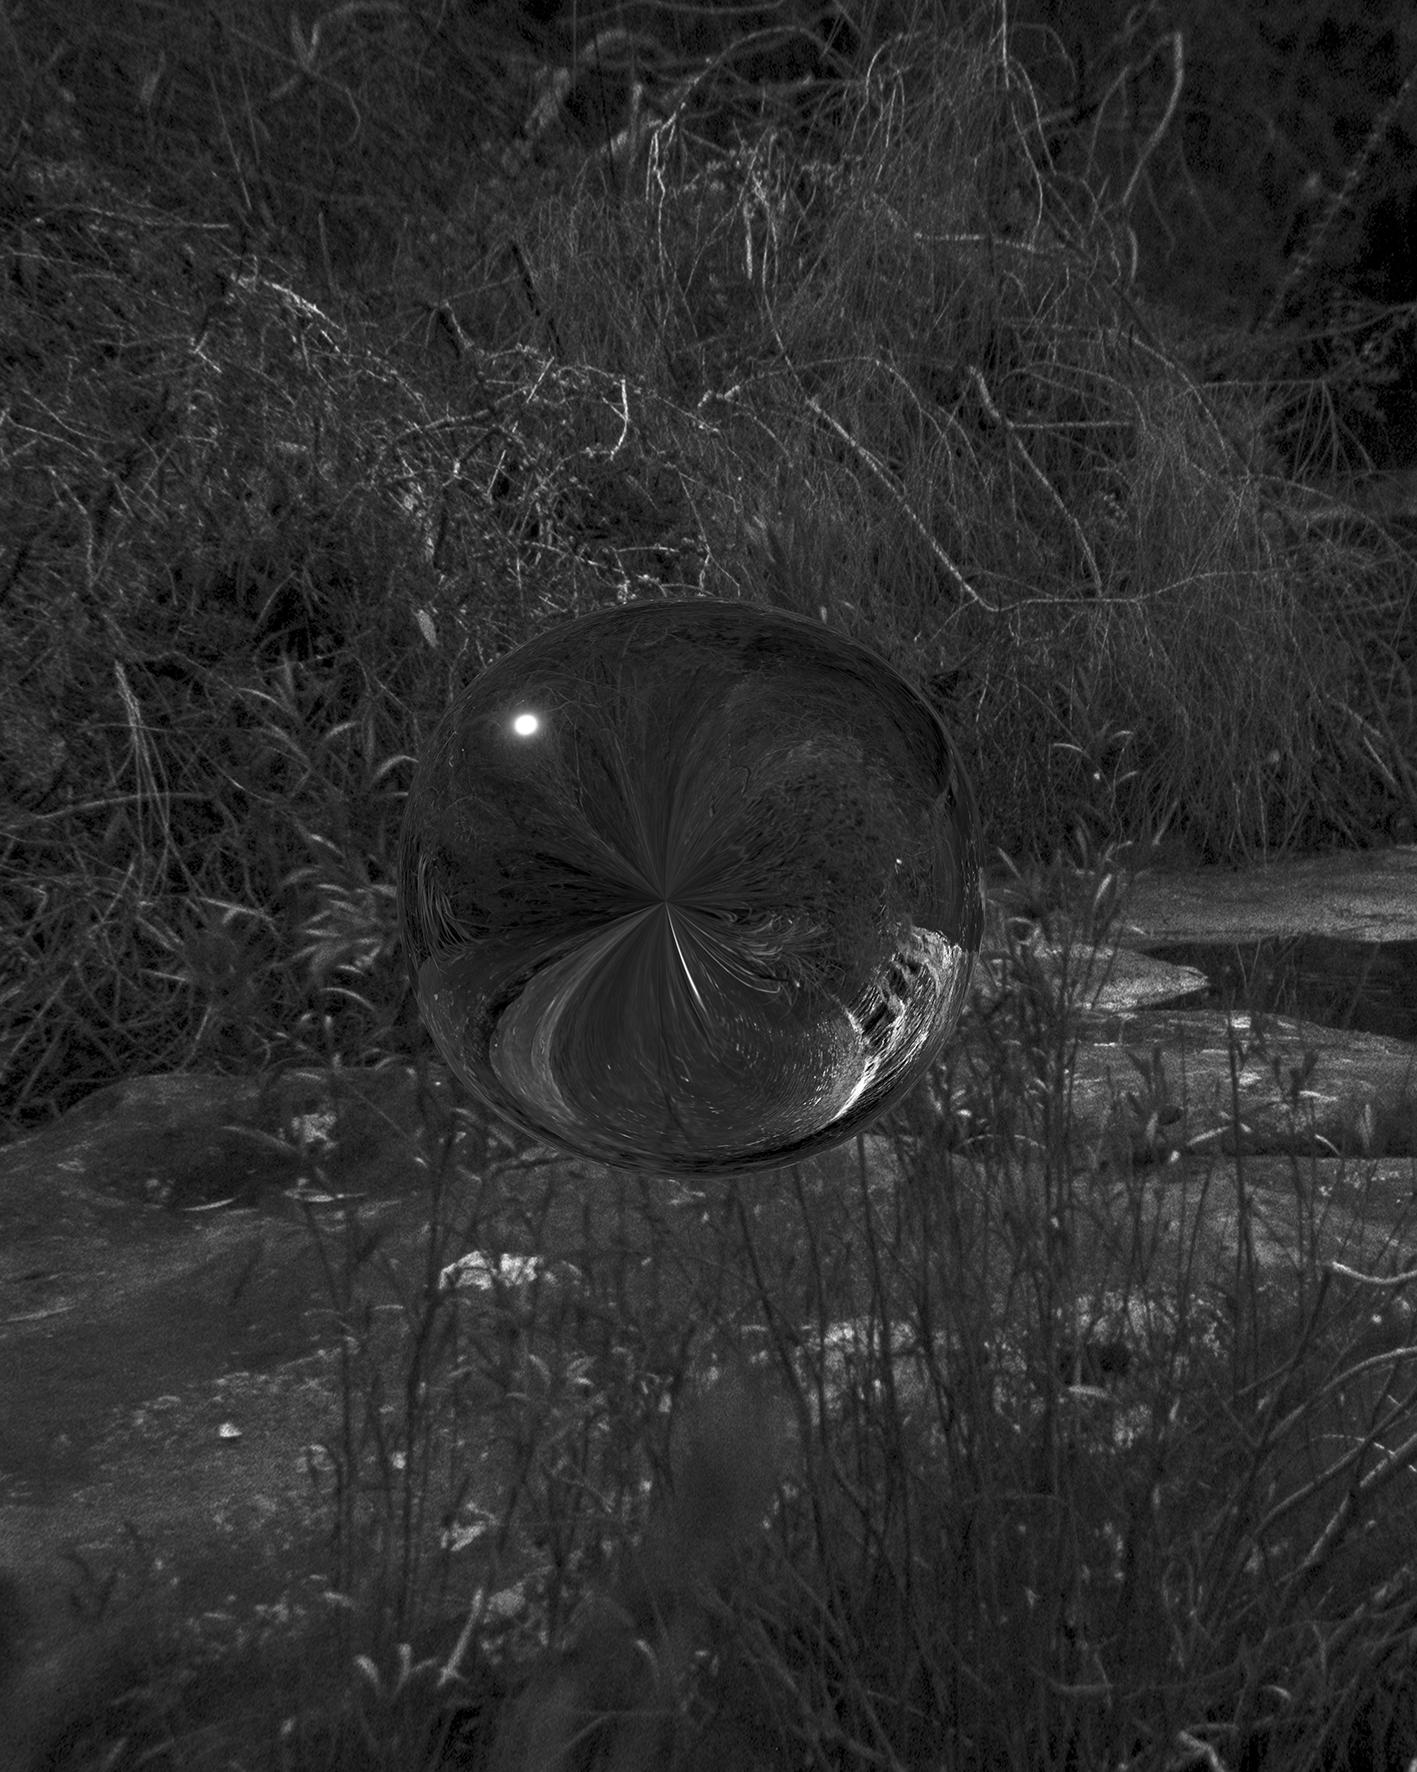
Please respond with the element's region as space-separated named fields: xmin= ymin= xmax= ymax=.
xmin=4 ymin=0 xmax=1416 ymax=1134
xmin=3 ymin=2 xmax=1417 ymax=1768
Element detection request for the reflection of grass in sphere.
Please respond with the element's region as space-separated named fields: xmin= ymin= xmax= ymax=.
xmin=735 ymin=733 xmax=911 ymax=998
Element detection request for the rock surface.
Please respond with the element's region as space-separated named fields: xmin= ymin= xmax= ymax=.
xmin=0 ymin=1066 xmax=459 ymax=1670
xmin=1067 ymin=1007 xmax=1417 ymax=1161
xmin=0 ymin=1065 xmax=883 ymax=1668
xmin=2 ymin=845 xmax=1415 ymax=1751
xmin=1120 ymin=843 xmax=1417 ymax=943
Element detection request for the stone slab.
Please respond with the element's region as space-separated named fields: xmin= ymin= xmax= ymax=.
xmin=972 ymin=941 xmax=1210 ymax=1017
xmin=1066 ymin=1008 xmax=1417 ymax=1161
xmin=1116 ymin=844 xmax=1417 ymax=946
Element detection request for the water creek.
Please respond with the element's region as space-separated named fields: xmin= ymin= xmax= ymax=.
xmin=1150 ymin=934 xmax=1417 ymax=1041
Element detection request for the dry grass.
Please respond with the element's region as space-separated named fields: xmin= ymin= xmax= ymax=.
xmin=3 ymin=2 xmax=1415 ymax=1137
xmin=3 ymin=3 xmax=1417 ymax=1767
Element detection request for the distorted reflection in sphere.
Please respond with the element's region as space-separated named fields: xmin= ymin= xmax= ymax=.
xmin=398 ymin=599 xmax=983 ymax=1177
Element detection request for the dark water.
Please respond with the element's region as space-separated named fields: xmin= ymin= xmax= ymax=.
xmin=1149 ymin=936 xmax=1417 ymax=1042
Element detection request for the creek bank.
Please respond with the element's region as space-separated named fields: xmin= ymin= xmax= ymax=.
xmin=1 ymin=845 xmax=1414 ymax=1743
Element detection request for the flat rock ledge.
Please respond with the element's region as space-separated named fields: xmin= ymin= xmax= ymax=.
xmin=1119 ymin=843 xmax=1417 ymax=945
xmin=1063 ymin=1007 xmax=1417 ymax=1163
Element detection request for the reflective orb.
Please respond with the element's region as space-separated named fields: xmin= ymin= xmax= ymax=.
xmin=399 ymin=599 xmax=982 ymax=1177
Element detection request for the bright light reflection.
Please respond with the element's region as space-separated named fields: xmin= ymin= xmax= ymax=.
xmin=511 ymin=712 xmax=541 ymax=738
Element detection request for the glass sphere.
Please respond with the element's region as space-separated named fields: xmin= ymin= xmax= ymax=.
xmin=399 ymin=599 xmax=982 ymax=1177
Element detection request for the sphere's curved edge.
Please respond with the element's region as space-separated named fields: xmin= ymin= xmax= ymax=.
xmin=479 ymin=995 xmax=975 ymax=1180
xmin=399 ymin=597 xmax=984 ymax=1177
